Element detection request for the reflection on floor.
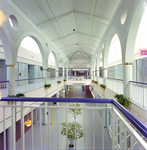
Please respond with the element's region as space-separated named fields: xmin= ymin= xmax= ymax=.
xmin=16 ymin=85 xmax=112 ymax=150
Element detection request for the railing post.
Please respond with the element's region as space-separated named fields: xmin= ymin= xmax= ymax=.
xmin=112 ymin=105 xmax=115 ymax=149
xmin=12 ymin=106 xmax=16 ymax=150
xmin=21 ymin=102 xmax=25 ymax=150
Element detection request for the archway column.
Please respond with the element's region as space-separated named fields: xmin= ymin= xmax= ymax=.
xmin=63 ymin=67 xmax=65 ymax=79
xmin=66 ymin=67 xmax=69 ymax=79
xmin=7 ymin=65 xmax=15 ymax=95
xmin=7 ymin=65 xmax=16 ymax=150
xmin=103 ymin=68 xmax=107 ymax=85
xmin=43 ymin=68 xmax=47 ymax=85
xmin=43 ymin=68 xmax=48 ymax=125
xmin=123 ymin=63 xmax=132 ymax=98
xmin=97 ymin=70 xmax=99 ymax=81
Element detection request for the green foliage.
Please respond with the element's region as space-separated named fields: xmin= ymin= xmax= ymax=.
xmin=68 ymin=103 xmax=82 ymax=116
xmin=8 ymin=95 xmax=15 ymax=97
xmin=57 ymin=81 xmax=61 ymax=84
xmin=44 ymin=84 xmax=51 ymax=89
xmin=94 ymin=81 xmax=98 ymax=84
xmin=100 ymin=84 xmax=106 ymax=89
xmin=61 ymin=122 xmax=84 ymax=140
xmin=8 ymin=93 xmax=25 ymax=97
xmin=114 ymin=94 xmax=131 ymax=108
xmin=92 ymin=80 xmax=94 ymax=82
xmin=16 ymin=93 xmax=25 ymax=97
xmin=64 ymin=79 xmax=66 ymax=81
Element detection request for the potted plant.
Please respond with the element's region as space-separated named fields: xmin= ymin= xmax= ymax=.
xmin=16 ymin=93 xmax=25 ymax=97
xmin=68 ymin=103 xmax=82 ymax=117
xmin=100 ymin=84 xmax=106 ymax=90
xmin=61 ymin=122 xmax=84 ymax=148
xmin=92 ymin=80 xmax=94 ymax=83
xmin=114 ymin=94 xmax=131 ymax=108
xmin=57 ymin=81 xmax=61 ymax=84
xmin=94 ymin=81 xmax=98 ymax=84
xmin=8 ymin=95 xmax=15 ymax=105
xmin=44 ymin=84 xmax=51 ymax=89
xmin=64 ymin=79 xmax=66 ymax=82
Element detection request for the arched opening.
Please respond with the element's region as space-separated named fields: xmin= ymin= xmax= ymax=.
xmin=48 ymin=51 xmax=58 ymax=79
xmin=133 ymin=7 xmax=147 ymax=82
xmin=59 ymin=58 xmax=64 ymax=77
xmin=0 ymin=39 xmax=6 ymax=81
xmin=99 ymin=52 xmax=103 ymax=78
xmin=17 ymin=36 xmax=43 ymax=83
xmin=107 ymin=34 xmax=122 ymax=79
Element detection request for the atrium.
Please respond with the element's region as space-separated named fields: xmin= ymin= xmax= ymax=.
xmin=0 ymin=0 xmax=147 ymax=149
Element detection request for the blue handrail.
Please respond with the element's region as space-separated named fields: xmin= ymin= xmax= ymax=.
xmin=15 ymin=77 xmax=44 ymax=82
xmin=129 ymin=80 xmax=147 ymax=85
xmin=1 ymin=97 xmax=147 ymax=139
xmin=0 ymin=81 xmax=9 ymax=83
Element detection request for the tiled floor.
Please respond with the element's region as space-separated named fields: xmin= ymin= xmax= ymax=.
xmin=16 ymin=85 xmax=112 ymax=150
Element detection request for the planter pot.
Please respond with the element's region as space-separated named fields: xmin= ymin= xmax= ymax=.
xmin=69 ymin=138 xmax=74 ymax=148
xmin=8 ymin=101 xmax=15 ymax=105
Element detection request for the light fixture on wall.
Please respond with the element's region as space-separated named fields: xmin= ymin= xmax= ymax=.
xmin=24 ymin=115 xmax=31 ymax=127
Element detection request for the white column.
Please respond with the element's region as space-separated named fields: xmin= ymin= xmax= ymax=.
xmin=43 ymin=68 xmax=48 ymax=125
xmin=103 ymin=68 xmax=107 ymax=85
xmin=66 ymin=68 xmax=68 ymax=79
xmin=63 ymin=69 xmax=65 ymax=79
xmin=56 ymin=92 xmax=59 ymax=106
xmin=74 ymin=71 xmax=76 ymax=76
xmin=43 ymin=69 xmax=47 ymax=84
xmin=7 ymin=65 xmax=15 ymax=95
xmin=56 ymin=69 xmax=59 ymax=81
xmin=123 ymin=63 xmax=132 ymax=98
xmin=97 ymin=70 xmax=99 ymax=81
xmin=7 ymin=65 xmax=15 ymax=150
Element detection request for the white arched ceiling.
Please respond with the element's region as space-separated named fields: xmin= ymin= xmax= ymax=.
xmin=12 ymin=0 xmax=121 ymax=63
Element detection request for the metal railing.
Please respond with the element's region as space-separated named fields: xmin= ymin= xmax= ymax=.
xmin=98 ymin=77 xmax=103 ymax=84
xmin=15 ymin=77 xmax=45 ymax=94
xmin=0 ymin=97 xmax=146 ymax=150
xmin=130 ymin=81 xmax=147 ymax=108
xmin=0 ymin=81 xmax=9 ymax=97
xmin=106 ymin=77 xmax=123 ymax=94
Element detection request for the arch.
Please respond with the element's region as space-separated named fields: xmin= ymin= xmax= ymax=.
xmin=103 ymin=28 xmax=122 ymax=68
xmin=0 ymin=26 xmax=15 ymax=65
xmin=59 ymin=57 xmax=65 ymax=69
xmin=125 ymin=0 xmax=146 ymax=63
xmin=48 ymin=50 xmax=59 ymax=70
xmin=18 ymin=32 xmax=47 ymax=68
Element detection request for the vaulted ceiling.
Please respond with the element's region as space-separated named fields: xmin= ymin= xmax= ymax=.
xmin=13 ymin=0 xmax=121 ymax=63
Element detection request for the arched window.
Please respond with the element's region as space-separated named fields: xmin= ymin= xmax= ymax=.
xmin=107 ymin=34 xmax=122 ymax=79
xmin=108 ymin=34 xmax=122 ymax=65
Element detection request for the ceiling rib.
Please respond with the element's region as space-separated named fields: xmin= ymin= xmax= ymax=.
xmin=37 ymin=11 xmax=74 ymax=29
xmin=81 ymin=50 xmax=93 ymax=55
xmin=52 ymin=32 xmax=100 ymax=43
xmin=60 ymin=43 xmax=78 ymax=50
xmin=37 ymin=10 xmax=110 ymax=30
xmin=65 ymin=51 xmax=77 ymax=56
xmin=70 ymin=50 xmax=79 ymax=62
xmin=80 ymin=50 xmax=90 ymax=62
